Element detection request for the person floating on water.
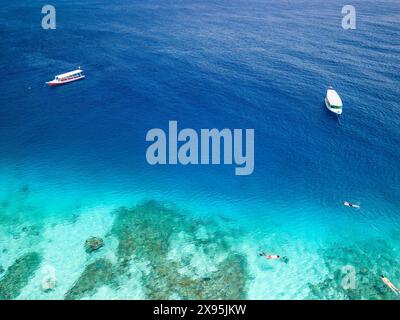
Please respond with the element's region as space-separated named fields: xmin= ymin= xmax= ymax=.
xmin=381 ymin=275 xmax=400 ymax=295
xmin=259 ymin=252 xmax=289 ymax=264
xmin=343 ymin=201 xmax=360 ymax=208
xmin=259 ymin=252 xmax=280 ymax=260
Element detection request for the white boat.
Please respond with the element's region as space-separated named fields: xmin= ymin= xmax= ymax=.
xmin=325 ymin=86 xmax=343 ymax=115
xmin=46 ymin=69 xmax=85 ymax=86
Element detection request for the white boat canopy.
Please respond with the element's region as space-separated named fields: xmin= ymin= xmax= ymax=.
xmin=327 ymin=88 xmax=343 ymax=107
xmin=55 ymin=69 xmax=84 ymax=78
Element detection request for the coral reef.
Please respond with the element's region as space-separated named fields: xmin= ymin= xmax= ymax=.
xmin=109 ymin=200 xmax=248 ymax=299
xmin=0 ymin=198 xmax=248 ymax=300
xmin=65 ymin=258 xmax=113 ymax=300
xmin=307 ymin=240 xmax=400 ymax=300
xmin=0 ymin=252 xmax=42 ymax=300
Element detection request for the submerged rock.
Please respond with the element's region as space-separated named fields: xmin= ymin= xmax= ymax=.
xmin=0 ymin=200 xmax=9 ymax=209
xmin=19 ymin=185 xmax=29 ymax=194
xmin=84 ymin=237 xmax=104 ymax=253
xmin=21 ymin=225 xmax=41 ymax=237
xmin=42 ymin=277 xmax=57 ymax=292
xmin=0 ymin=266 xmax=4 ymax=275
xmin=0 ymin=252 xmax=42 ymax=300
xmin=65 ymin=258 xmax=113 ymax=300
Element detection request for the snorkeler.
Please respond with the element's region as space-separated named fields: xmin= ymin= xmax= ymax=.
xmin=343 ymin=201 xmax=360 ymax=208
xmin=259 ymin=252 xmax=280 ymax=260
xmin=381 ymin=275 xmax=400 ymax=295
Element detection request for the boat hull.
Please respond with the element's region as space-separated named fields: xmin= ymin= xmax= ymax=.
xmin=325 ymin=97 xmax=342 ymax=115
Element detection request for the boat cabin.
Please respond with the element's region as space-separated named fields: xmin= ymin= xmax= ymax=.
xmin=55 ymin=70 xmax=84 ymax=82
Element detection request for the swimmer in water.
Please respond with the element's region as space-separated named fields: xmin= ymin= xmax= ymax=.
xmin=343 ymin=201 xmax=360 ymax=208
xmin=381 ymin=275 xmax=400 ymax=295
xmin=259 ymin=252 xmax=280 ymax=260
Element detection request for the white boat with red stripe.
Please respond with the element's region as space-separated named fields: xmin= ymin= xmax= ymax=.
xmin=46 ymin=68 xmax=85 ymax=86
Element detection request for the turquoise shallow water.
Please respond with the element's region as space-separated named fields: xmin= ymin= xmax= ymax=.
xmin=1 ymin=166 xmax=399 ymax=299
xmin=0 ymin=0 xmax=400 ymax=299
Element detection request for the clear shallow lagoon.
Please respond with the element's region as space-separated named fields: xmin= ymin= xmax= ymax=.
xmin=0 ymin=0 xmax=399 ymax=299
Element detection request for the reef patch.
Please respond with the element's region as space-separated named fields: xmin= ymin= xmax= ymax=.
xmin=65 ymin=258 xmax=113 ymax=300
xmin=110 ymin=200 xmax=248 ymax=299
xmin=307 ymin=240 xmax=400 ymax=300
xmin=0 ymin=252 xmax=42 ymax=300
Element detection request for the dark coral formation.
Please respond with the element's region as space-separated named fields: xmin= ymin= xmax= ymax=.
xmin=0 ymin=198 xmax=247 ymax=300
xmin=0 ymin=252 xmax=42 ymax=300
xmin=308 ymin=240 xmax=400 ymax=300
xmin=63 ymin=200 xmax=248 ymax=299
xmin=65 ymin=258 xmax=113 ymax=300
xmin=109 ymin=200 xmax=248 ymax=299
xmin=136 ymin=252 xmax=248 ymax=300
xmin=172 ymin=254 xmax=246 ymax=300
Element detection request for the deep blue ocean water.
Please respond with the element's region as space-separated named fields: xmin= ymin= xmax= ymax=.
xmin=0 ymin=0 xmax=399 ymax=299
